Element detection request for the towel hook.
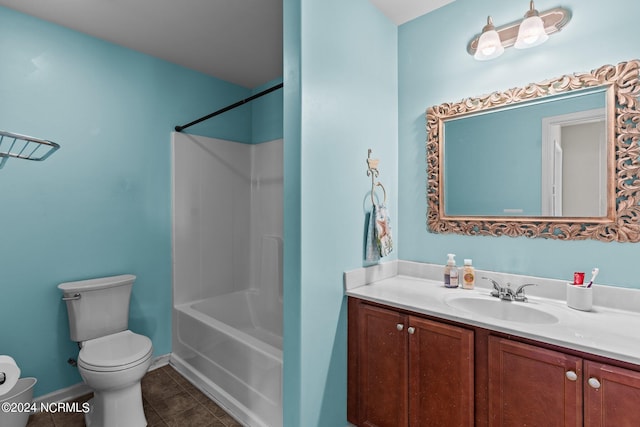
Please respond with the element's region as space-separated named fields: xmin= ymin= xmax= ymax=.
xmin=366 ymin=149 xmax=387 ymax=206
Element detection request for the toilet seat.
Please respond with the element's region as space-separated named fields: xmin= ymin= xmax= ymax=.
xmin=78 ymin=330 xmax=152 ymax=372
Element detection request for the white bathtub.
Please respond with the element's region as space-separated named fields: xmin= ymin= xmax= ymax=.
xmin=172 ymin=289 xmax=282 ymax=427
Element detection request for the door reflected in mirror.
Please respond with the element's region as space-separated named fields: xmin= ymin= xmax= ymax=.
xmin=541 ymin=108 xmax=607 ymax=217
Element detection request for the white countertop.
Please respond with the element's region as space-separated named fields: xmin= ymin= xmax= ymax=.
xmin=345 ymin=261 xmax=640 ymax=366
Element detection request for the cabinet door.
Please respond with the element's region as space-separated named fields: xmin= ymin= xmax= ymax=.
xmin=584 ymin=361 xmax=640 ymax=426
xmin=488 ymin=336 xmax=582 ymax=427
xmin=408 ymin=316 xmax=474 ymax=427
xmin=357 ymin=303 xmax=409 ymax=427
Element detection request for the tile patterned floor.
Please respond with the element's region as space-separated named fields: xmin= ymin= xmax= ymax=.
xmin=26 ymin=364 xmax=243 ymax=427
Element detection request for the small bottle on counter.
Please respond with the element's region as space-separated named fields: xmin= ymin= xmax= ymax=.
xmin=462 ymin=259 xmax=475 ymax=290
xmin=450 ymin=265 xmax=459 ymax=288
xmin=444 ymin=253 xmax=458 ymax=288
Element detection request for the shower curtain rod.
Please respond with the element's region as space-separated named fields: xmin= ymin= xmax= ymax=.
xmin=174 ymin=82 xmax=284 ymax=132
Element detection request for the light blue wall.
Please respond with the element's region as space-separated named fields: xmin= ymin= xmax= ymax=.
xmin=282 ymin=0 xmax=302 ymax=424
xmin=283 ymin=0 xmax=397 ymax=425
xmin=398 ymin=0 xmax=640 ymax=288
xmin=0 ymin=6 xmax=254 ymax=398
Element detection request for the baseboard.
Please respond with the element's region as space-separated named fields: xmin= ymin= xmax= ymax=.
xmin=34 ymin=382 xmax=91 ymax=406
xmin=35 ymin=354 xmax=171 ymax=405
xmin=148 ymin=354 xmax=171 ymax=371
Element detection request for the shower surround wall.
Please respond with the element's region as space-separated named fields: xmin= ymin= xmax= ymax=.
xmin=172 ymin=132 xmax=283 ymax=427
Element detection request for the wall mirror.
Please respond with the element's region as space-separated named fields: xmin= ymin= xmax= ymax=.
xmin=426 ymin=60 xmax=640 ymax=242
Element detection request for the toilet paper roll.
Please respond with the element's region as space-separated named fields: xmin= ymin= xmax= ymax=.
xmin=0 ymin=355 xmax=21 ymax=397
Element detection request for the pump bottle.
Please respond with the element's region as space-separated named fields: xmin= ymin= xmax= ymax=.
xmin=444 ymin=254 xmax=458 ymax=288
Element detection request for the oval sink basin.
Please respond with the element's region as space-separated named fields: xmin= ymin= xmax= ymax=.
xmin=446 ymin=297 xmax=559 ymax=324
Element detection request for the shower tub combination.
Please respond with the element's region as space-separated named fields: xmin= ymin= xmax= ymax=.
xmin=173 ymin=289 xmax=282 ymax=427
xmin=171 ymin=133 xmax=283 ymax=427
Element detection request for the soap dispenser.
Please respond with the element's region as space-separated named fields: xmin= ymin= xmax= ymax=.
xmin=444 ymin=254 xmax=458 ymax=288
xmin=462 ymin=259 xmax=475 ymax=290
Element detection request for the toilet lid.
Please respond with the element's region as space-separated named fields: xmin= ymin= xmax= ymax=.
xmin=79 ymin=330 xmax=152 ymax=370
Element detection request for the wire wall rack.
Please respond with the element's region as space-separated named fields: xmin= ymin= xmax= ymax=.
xmin=0 ymin=130 xmax=60 ymax=169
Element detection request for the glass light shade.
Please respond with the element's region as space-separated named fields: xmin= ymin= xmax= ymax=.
xmin=514 ymin=15 xmax=549 ymax=49
xmin=474 ymin=29 xmax=504 ymax=61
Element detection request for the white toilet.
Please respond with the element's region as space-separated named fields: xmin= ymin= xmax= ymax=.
xmin=58 ymin=274 xmax=153 ymax=427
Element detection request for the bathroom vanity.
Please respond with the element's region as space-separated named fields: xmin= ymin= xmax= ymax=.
xmin=345 ymin=261 xmax=640 ymax=427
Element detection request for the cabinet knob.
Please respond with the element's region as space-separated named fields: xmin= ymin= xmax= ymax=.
xmin=565 ymin=371 xmax=578 ymax=381
xmin=407 ymin=327 xmax=415 ymax=335
xmin=396 ymin=323 xmax=404 ymax=331
xmin=588 ymin=377 xmax=601 ymax=389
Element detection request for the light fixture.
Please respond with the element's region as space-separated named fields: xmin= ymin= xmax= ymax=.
xmin=474 ymin=17 xmax=504 ymax=61
xmin=467 ymin=2 xmax=571 ymax=60
xmin=514 ymin=1 xmax=548 ymax=49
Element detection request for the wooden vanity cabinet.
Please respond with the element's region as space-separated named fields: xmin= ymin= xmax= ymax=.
xmin=409 ymin=315 xmax=474 ymax=426
xmin=488 ymin=337 xmax=640 ymax=427
xmin=348 ymin=299 xmax=474 ymax=427
xmin=584 ymin=361 xmax=640 ymax=427
xmin=488 ymin=336 xmax=583 ymax=426
xmin=354 ymin=302 xmax=408 ymax=427
xmin=348 ymin=297 xmax=640 ymax=426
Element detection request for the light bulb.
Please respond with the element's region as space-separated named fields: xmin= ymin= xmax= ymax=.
xmin=514 ymin=1 xmax=549 ymax=49
xmin=482 ymin=45 xmax=497 ymax=56
xmin=474 ymin=16 xmax=504 ymax=61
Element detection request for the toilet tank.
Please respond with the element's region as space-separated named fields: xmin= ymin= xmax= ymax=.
xmin=58 ymin=274 xmax=136 ymax=342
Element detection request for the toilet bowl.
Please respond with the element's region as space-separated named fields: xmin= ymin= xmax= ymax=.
xmin=58 ymin=275 xmax=153 ymax=427
xmin=78 ymin=330 xmax=153 ymax=427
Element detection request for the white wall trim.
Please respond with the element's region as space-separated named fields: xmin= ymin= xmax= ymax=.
xmin=34 ymin=382 xmax=91 ymax=406
xmin=148 ymin=354 xmax=171 ymax=371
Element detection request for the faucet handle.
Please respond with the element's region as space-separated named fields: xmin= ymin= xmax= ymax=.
xmin=482 ymin=277 xmax=502 ymax=297
xmin=514 ymin=283 xmax=537 ymax=302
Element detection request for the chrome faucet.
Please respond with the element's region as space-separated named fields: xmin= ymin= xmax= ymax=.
xmin=482 ymin=277 xmax=537 ymax=302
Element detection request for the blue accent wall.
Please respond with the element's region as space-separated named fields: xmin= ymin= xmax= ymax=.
xmin=398 ymin=0 xmax=640 ymax=287
xmin=0 ymin=6 xmax=265 ymax=398
xmin=282 ymin=0 xmax=302 ymax=424
xmin=283 ymin=0 xmax=397 ymax=425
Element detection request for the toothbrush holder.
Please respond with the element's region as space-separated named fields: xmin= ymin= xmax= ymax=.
xmin=566 ymin=283 xmax=593 ymax=311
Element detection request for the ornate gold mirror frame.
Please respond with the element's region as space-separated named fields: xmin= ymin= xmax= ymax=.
xmin=426 ymin=60 xmax=640 ymax=242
